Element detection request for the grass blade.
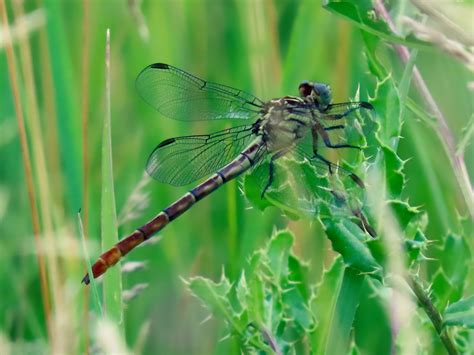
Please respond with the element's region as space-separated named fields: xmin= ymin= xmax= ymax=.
xmin=0 ymin=0 xmax=51 ymax=330
xmin=101 ymin=29 xmax=124 ymax=328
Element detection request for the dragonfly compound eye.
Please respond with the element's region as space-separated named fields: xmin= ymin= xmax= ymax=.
xmin=313 ymin=83 xmax=332 ymax=107
xmin=298 ymin=81 xmax=313 ymax=97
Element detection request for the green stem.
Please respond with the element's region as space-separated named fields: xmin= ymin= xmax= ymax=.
xmin=406 ymin=274 xmax=458 ymax=355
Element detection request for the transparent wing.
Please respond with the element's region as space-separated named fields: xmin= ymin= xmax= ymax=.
xmin=246 ymin=140 xmax=375 ymax=236
xmin=136 ymin=63 xmax=264 ymax=121
xmin=146 ymin=124 xmax=259 ymax=186
xmin=311 ymin=101 xmax=377 ymax=156
xmin=321 ymin=102 xmax=374 ymax=120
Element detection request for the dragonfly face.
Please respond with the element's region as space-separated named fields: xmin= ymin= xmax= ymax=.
xmin=82 ymin=63 xmax=376 ymax=285
xmin=298 ymin=81 xmax=332 ymax=109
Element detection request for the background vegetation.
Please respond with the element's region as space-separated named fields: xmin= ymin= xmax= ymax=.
xmin=1 ymin=0 xmax=472 ymax=354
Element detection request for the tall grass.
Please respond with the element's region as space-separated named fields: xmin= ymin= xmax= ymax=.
xmin=0 ymin=0 xmax=472 ymax=354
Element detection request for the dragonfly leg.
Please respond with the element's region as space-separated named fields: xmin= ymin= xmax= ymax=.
xmin=324 ymin=124 xmax=345 ymax=131
xmin=311 ymin=126 xmax=332 ymax=175
xmin=324 ymin=108 xmax=357 ymax=120
xmin=261 ymin=150 xmax=287 ymax=198
xmin=323 ymin=102 xmax=373 ymax=120
xmin=312 ymin=153 xmax=333 ymax=174
xmin=315 ymin=121 xmax=360 ymax=149
xmin=352 ymin=208 xmax=377 ymax=238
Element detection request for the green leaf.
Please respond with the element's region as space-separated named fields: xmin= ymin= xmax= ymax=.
xmin=376 ymin=145 xmax=405 ymax=198
xmin=387 ymin=200 xmax=420 ymax=229
xmin=361 ymin=31 xmax=387 ymax=80
xmin=267 ymin=230 xmax=294 ymax=283
xmin=311 ymin=258 xmax=366 ymax=355
xmin=243 ymin=167 xmax=273 ymax=212
xmin=323 ymin=1 xmax=432 ymax=50
xmin=288 ymin=255 xmax=311 ymax=303
xmin=456 ymin=114 xmax=474 ymax=155
xmin=323 ymin=219 xmax=383 ymax=281
xmin=432 ymin=270 xmax=456 ymax=311
xmin=101 ymin=32 xmax=123 ymax=326
xmin=441 ymin=234 xmax=470 ymax=287
xmin=444 ymin=296 xmax=474 ymax=328
xmin=188 ymin=230 xmax=313 ymax=352
xmin=282 ymin=286 xmax=314 ymax=332
xmin=188 ymin=276 xmax=245 ymax=331
xmin=405 ymin=229 xmax=429 ymax=264
xmin=398 ymin=49 xmax=418 ymax=122
xmin=372 ymin=75 xmax=402 ymax=146
xmin=354 ymin=280 xmax=392 ymax=355
xmin=325 ymin=267 xmax=365 ymax=355
xmin=311 ymin=257 xmax=345 ymax=353
xmin=236 ymin=272 xmax=248 ymax=311
xmin=247 ymin=266 xmax=266 ymax=327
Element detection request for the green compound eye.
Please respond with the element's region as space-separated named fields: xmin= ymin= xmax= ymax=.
xmin=312 ymin=82 xmax=332 ymax=108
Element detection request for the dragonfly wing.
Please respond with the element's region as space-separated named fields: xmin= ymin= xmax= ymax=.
xmin=146 ymin=124 xmax=259 ymax=186
xmin=136 ymin=63 xmax=264 ymax=121
xmin=311 ymin=101 xmax=377 ymax=153
xmin=322 ymin=102 xmax=374 ymax=119
xmin=248 ymin=139 xmax=367 ymax=218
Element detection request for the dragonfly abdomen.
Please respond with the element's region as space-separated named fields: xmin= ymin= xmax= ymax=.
xmin=82 ymin=137 xmax=264 ymax=284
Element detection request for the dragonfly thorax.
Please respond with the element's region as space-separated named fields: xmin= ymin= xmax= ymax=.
xmin=260 ymin=98 xmax=312 ymax=153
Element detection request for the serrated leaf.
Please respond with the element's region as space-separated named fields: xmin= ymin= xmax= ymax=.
xmin=432 ymin=270 xmax=456 ymax=311
xmin=267 ymin=230 xmax=294 ymax=283
xmin=405 ymin=229 xmax=429 ymax=263
xmin=365 ymin=238 xmax=387 ymax=268
xmin=323 ymin=1 xmax=432 ymax=50
xmin=441 ymin=234 xmax=470 ymax=288
xmin=188 ymin=276 xmax=242 ymax=329
xmin=247 ymin=269 xmax=266 ymax=327
xmin=282 ymin=286 xmax=315 ymax=332
xmin=361 ymin=31 xmax=387 ymax=80
xmin=387 ymin=200 xmax=420 ymax=229
xmin=372 ymin=75 xmax=402 ymax=146
xmin=323 ymin=219 xmax=383 ymax=281
xmin=236 ymin=272 xmax=248 ymax=311
xmin=380 ymin=145 xmax=405 ymax=197
xmin=288 ymin=255 xmax=311 ymax=303
xmin=444 ymin=296 xmax=474 ymax=328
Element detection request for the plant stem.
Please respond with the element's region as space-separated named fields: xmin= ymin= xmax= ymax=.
xmin=406 ymin=275 xmax=458 ymax=355
xmin=81 ymin=0 xmax=91 ymax=350
xmin=373 ymin=0 xmax=474 ymax=219
xmin=0 ymin=0 xmax=52 ymax=332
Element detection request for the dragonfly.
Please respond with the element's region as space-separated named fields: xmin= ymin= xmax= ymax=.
xmin=82 ymin=63 xmax=376 ymax=284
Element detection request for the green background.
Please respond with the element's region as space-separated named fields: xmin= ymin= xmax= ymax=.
xmin=1 ymin=0 xmax=472 ymax=353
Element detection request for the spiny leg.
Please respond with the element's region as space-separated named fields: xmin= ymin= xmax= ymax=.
xmin=311 ymin=121 xmax=375 ymax=237
xmin=315 ymin=121 xmax=360 ymax=149
xmin=352 ymin=208 xmax=377 ymax=238
xmin=312 ymin=153 xmax=334 ymax=175
xmin=261 ymin=150 xmax=287 ymax=198
xmin=311 ymin=125 xmax=333 ymax=175
xmin=311 ymin=124 xmax=364 ymax=187
xmin=323 ymin=109 xmax=357 ymax=120
xmin=324 ymin=124 xmax=345 ymax=131
xmin=323 ymin=102 xmax=373 ymax=120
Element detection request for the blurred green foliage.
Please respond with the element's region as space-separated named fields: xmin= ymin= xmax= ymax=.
xmin=1 ymin=0 xmax=472 ymax=354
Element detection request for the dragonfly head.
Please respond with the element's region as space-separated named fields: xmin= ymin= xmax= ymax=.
xmin=298 ymin=81 xmax=332 ymax=109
